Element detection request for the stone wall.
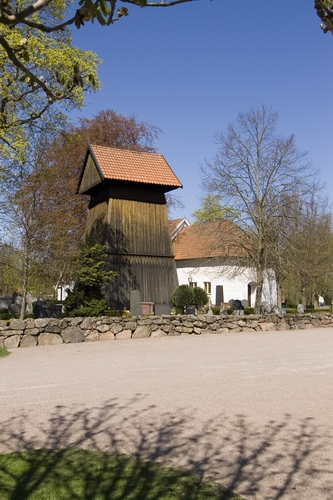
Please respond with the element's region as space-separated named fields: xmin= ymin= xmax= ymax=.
xmin=1 ymin=312 xmax=332 ymax=349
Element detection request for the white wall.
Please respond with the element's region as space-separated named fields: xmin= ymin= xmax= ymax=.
xmin=175 ymin=260 xmax=276 ymax=307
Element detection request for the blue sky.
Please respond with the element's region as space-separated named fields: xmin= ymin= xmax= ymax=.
xmin=70 ymin=1 xmax=333 ymax=222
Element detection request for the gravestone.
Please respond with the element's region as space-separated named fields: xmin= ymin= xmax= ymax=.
xmin=229 ymin=299 xmax=244 ymax=317
xmin=0 ymin=296 xmax=12 ymax=309
xmin=26 ymin=292 xmax=37 ymax=314
xmin=130 ymin=290 xmax=143 ymax=316
xmin=8 ymin=303 xmax=21 ymax=314
xmin=229 ymin=299 xmax=244 ymax=311
xmin=297 ymin=304 xmax=305 ymax=313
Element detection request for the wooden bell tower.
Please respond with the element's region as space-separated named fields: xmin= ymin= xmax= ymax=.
xmin=77 ymin=144 xmax=182 ymax=313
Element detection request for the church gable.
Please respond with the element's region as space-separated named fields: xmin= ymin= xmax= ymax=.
xmin=78 ymin=152 xmax=104 ymax=195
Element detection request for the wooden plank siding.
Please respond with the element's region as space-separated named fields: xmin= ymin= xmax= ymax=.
xmin=85 ymin=198 xmax=178 ymax=310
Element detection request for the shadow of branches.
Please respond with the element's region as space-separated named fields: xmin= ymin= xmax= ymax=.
xmin=0 ymin=395 xmax=332 ymax=499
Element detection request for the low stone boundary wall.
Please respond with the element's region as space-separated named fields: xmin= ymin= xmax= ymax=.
xmin=1 ymin=312 xmax=333 ymax=349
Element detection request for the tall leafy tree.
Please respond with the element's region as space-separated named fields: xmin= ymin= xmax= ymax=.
xmin=0 ymin=1 xmax=101 ymax=160
xmin=204 ymin=105 xmax=321 ymax=313
xmin=0 ymin=115 xmax=66 ymax=317
xmin=0 ymin=0 xmax=196 ymax=120
xmin=18 ymin=109 xmax=162 ymax=288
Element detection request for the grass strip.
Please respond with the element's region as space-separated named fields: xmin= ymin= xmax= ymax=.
xmin=0 ymin=449 xmax=243 ymax=499
xmin=0 ymin=347 xmax=10 ymax=358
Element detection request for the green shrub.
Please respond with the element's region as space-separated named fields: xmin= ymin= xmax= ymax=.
xmin=64 ymin=239 xmax=117 ymax=317
xmin=107 ymin=310 xmax=126 ymax=317
xmin=192 ymin=287 xmax=209 ymax=309
xmin=172 ymin=285 xmax=194 ymax=313
xmin=67 ymin=298 xmax=109 ymax=318
xmin=211 ymin=306 xmax=220 ymax=315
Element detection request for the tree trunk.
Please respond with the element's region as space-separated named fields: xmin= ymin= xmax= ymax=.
xmin=19 ymin=245 xmax=29 ymax=321
xmin=254 ymin=264 xmax=264 ymax=314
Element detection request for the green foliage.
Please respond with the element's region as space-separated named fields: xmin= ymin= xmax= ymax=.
xmin=0 ymin=449 xmax=242 ymax=499
xmin=66 ymin=298 xmax=109 ymax=318
xmin=64 ymin=239 xmax=117 ymax=317
xmin=0 ymin=0 xmax=101 ymax=160
xmin=192 ymin=286 xmax=209 ymax=309
xmin=192 ymin=194 xmax=234 ymax=224
xmin=172 ymin=285 xmax=194 ymax=312
xmin=0 ymin=346 xmax=10 ymax=357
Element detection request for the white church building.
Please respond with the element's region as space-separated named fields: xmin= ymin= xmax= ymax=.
xmin=170 ymin=218 xmax=277 ymax=308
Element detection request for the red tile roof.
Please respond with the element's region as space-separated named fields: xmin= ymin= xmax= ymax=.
xmin=171 ymin=220 xmax=245 ymax=260
xmin=88 ymin=144 xmax=182 ymax=188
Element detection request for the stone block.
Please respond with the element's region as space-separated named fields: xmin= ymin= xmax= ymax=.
xmin=38 ymin=333 xmax=63 ymax=346
xmin=167 ymin=330 xmax=181 ymax=336
xmin=110 ymin=323 xmax=123 ymax=334
xmin=44 ymin=325 xmax=61 ymax=334
xmin=99 ymin=332 xmax=115 ymax=341
xmin=4 ymin=335 xmax=21 ymax=349
xmin=137 ymin=319 xmax=152 ymax=326
xmin=85 ymin=331 xmax=99 ymax=342
xmin=151 ymin=328 xmax=167 ymax=337
xmin=124 ymin=321 xmax=137 ymax=331
xmin=10 ymin=320 xmax=26 ymax=331
xmin=71 ymin=317 xmax=83 ymax=326
xmin=3 ymin=329 xmax=24 ymax=337
xmin=34 ymin=318 xmax=49 ymax=328
xmin=260 ymin=322 xmax=276 ymax=332
xmin=25 ymin=320 xmax=36 ymax=329
xmin=115 ymin=330 xmax=132 ymax=340
xmin=61 ymin=326 xmax=84 ymax=343
xmin=97 ymin=324 xmax=110 ymax=333
xmin=216 ymin=328 xmax=230 ymax=334
xmin=132 ymin=325 xmax=150 ymax=338
xmin=80 ymin=318 xmax=95 ymax=330
xmin=161 ymin=324 xmax=173 ymax=333
xmin=181 ymin=327 xmax=193 ymax=333
xmin=20 ymin=335 xmax=38 ymax=347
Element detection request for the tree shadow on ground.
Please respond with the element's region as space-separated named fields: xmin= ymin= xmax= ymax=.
xmin=0 ymin=395 xmax=332 ymax=499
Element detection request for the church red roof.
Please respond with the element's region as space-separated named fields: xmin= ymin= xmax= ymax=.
xmin=88 ymin=144 xmax=182 ymax=188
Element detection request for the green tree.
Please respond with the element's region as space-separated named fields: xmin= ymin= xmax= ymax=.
xmin=315 ymin=0 xmax=333 ymax=35
xmin=0 ymin=0 xmax=100 ymax=159
xmin=0 ymin=0 xmax=196 ymax=125
xmin=192 ymin=194 xmax=233 ymax=224
xmin=64 ymin=239 xmax=117 ymax=317
xmin=29 ymin=109 xmax=162 ymax=286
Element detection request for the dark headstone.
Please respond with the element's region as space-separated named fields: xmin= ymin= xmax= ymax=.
xmin=130 ymin=290 xmax=143 ymax=316
xmin=229 ymin=299 xmax=244 ymax=311
xmin=8 ymin=303 xmax=21 ymax=314
xmin=186 ymin=306 xmax=196 ymax=315
xmin=34 ymin=304 xmax=62 ymax=319
xmin=215 ymin=286 xmax=224 ymax=307
xmin=0 ymin=296 xmax=12 ymax=309
xmin=155 ymin=304 xmax=171 ymax=315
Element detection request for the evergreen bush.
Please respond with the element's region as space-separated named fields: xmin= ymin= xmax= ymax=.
xmin=64 ymin=239 xmax=117 ymax=317
xmin=172 ymin=285 xmax=194 ymax=313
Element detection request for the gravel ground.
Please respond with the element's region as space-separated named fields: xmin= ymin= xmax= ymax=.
xmin=1 ymin=328 xmax=333 ymax=499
